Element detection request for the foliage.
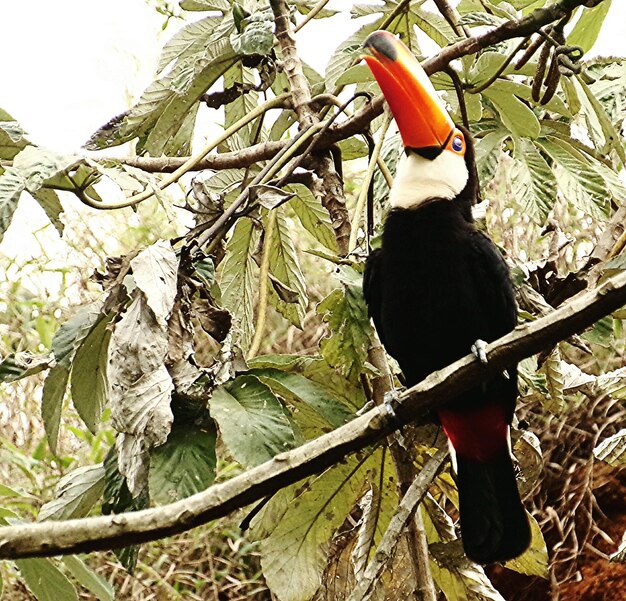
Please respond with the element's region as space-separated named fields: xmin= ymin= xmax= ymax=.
xmin=1 ymin=0 xmax=626 ymax=600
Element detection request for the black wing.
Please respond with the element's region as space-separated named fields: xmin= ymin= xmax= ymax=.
xmin=363 ymin=248 xmax=386 ymax=346
xmin=469 ymin=229 xmax=517 ymax=339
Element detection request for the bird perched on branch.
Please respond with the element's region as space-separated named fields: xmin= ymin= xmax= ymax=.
xmin=361 ymin=30 xmax=531 ymax=565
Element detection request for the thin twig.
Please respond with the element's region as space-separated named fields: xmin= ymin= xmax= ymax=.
xmin=247 ymin=210 xmax=276 ymax=360
xmin=347 ymin=450 xmax=448 ymax=601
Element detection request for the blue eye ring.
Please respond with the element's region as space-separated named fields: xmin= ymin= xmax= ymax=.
xmin=452 ymin=135 xmax=464 ymax=152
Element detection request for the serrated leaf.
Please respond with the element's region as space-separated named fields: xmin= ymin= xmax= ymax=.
xmin=248 ymin=367 xmax=353 ymax=429
xmin=220 ymin=217 xmax=258 ymax=350
xmin=61 ymin=556 xmax=114 ymax=601
xmin=475 ymin=129 xmax=507 ymax=184
xmin=0 ymin=166 xmax=25 ymax=242
xmin=130 ymin=240 xmax=179 ymax=327
xmin=223 ymin=63 xmax=259 ymax=143
xmin=38 ymin=464 xmax=105 ymax=521
xmin=594 ymin=428 xmax=626 ymax=467
xmin=511 ymin=138 xmax=556 ymax=223
xmin=251 ymin=184 xmax=295 ymax=210
xmin=52 ymin=306 xmax=103 ymax=367
xmin=423 ymin=497 xmax=506 ymax=601
xmin=70 ymin=314 xmax=112 ymax=433
xmin=317 ymin=276 xmax=374 ymax=382
xmin=16 ymin=558 xmax=79 ymax=601
xmin=567 ymin=0 xmax=612 ymax=53
xmin=149 ymin=421 xmax=217 ymax=504
xmin=12 ymin=146 xmax=81 ymax=193
xmin=260 ymin=451 xmax=378 ymax=601
xmin=211 ymin=375 xmax=295 ymax=467
xmin=287 ymin=184 xmax=337 ymax=252
xmin=504 ymin=512 xmax=549 ymax=578
xmin=326 ymin=21 xmax=381 ymax=91
xmin=483 ymin=88 xmax=540 ymax=138
xmin=537 ymin=137 xmax=609 ymax=217
xmin=268 ymin=207 xmax=308 ymax=327
xmin=410 ymin=6 xmax=456 ymax=47
xmin=576 ymin=75 xmax=626 ymax=166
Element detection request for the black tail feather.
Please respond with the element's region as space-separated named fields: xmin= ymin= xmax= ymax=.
xmin=456 ymin=447 xmax=531 ymax=565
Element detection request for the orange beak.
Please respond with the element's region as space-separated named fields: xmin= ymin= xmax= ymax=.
xmin=362 ymin=31 xmax=454 ymax=154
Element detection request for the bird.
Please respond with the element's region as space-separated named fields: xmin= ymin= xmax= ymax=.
xmin=361 ymin=30 xmax=531 ymax=565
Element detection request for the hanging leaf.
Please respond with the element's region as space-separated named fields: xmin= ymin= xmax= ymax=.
xmin=38 ymin=464 xmax=106 ymax=521
xmin=15 ymin=558 xmax=78 ymax=601
xmin=260 ymin=451 xmax=378 ymax=601
xmin=32 ymin=188 xmax=64 ymax=236
xmin=0 ymin=351 xmax=54 ymax=383
xmin=247 ymin=367 xmax=353 ymax=429
xmin=483 ymin=88 xmax=540 ymax=138
xmin=149 ymin=420 xmax=217 ymax=504
xmin=70 ymin=314 xmax=112 ymax=433
xmin=594 ymin=429 xmax=626 ymax=467
xmin=538 ymin=346 xmax=566 ymax=414
xmin=410 ymin=6 xmax=456 ymax=47
xmin=510 ymin=138 xmax=557 ymax=223
xmin=61 ymin=556 xmax=114 ymax=601
xmin=475 ymin=129 xmax=508 ymax=184
xmin=268 ymin=207 xmax=308 ymax=328
xmin=317 ymin=269 xmax=374 ymax=382
xmin=223 ymin=62 xmax=259 ymax=143
xmin=0 ymin=167 xmax=26 ymax=242
xmin=567 ymin=0 xmax=612 ymax=53
xmin=220 ymin=217 xmax=258 ymax=350
xmin=287 ymin=184 xmax=337 ymax=252
xmin=210 ymin=375 xmax=296 ymax=467
xmin=504 ymin=513 xmax=549 ymax=578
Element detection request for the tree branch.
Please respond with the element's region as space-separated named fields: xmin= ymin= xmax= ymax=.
xmin=1 ymin=266 xmax=626 ymax=559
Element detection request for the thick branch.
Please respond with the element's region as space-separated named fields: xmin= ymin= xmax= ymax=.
xmin=1 ymin=267 xmax=626 ymax=559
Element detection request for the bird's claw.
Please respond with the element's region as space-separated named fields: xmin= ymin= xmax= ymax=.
xmin=471 ymin=339 xmax=488 ymax=364
xmin=383 ymin=390 xmax=401 ymax=426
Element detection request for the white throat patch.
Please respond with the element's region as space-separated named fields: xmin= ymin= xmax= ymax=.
xmin=388 ymin=149 xmax=469 ymax=209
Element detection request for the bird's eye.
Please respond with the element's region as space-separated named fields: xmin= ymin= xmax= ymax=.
xmin=452 ymin=135 xmax=464 ymax=152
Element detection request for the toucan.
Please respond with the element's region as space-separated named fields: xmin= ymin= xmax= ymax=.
xmin=361 ymin=31 xmax=531 ymax=565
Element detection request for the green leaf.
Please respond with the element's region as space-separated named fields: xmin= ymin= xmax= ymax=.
xmin=576 ymin=76 xmax=626 ymax=167
xmin=537 ymin=137 xmax=609 ymax=217
xmin=223 ymin=63 xmax=259 ymax=143
xmin=16 ymin=558 xmax=79 ymax=601
xmin=511 ymin=138 xmax=557 ymax=223
xmin=230 ymin=12 xmax=274 ymax=55
xmin=52 ymin=306 xmax=103 ymax=367
xmin=0 ymin=166 xmax=25 ymax=242
xmin=32 ymin=188 xmax=64 ymax=236
xmin=0 ymin=117 xmax=29 ymax=161
xmin=567 ymin=0 xmax=612 ymax=53
xmin=334 ymin=64 xmax=374 ymax=87
xmin=288 ymin=184 xmax=337 ymax=252
xmin=149 ymin=421 xmax=217 ymax=504
xmin=594 ymin=428 xmax=626 ymax=467
xmin=61 ymin=556 xmax=114 ymax=601
xmin=504 ymin=513 xmax=549 ymax=578
xmin=70 ymin=314 xmax=112 ymax=433
xmin=325 ymin=21 xmax=381 ymax=91
xmin=483 ymin=88 xmax=540 ymax=138
xmin=41 ymin=365 xmax=70 ymax=455
xmin=469 ymin=51 xmax=508 ymax=87
xmin=410 ymin=6 xmax=455 ymax=47
xmin=38 ymin=464 xmax=106 ymax=521
xmin=539 ymin=346 xmax=566 ymax=414
xmin=260 ymin=451 xmax=378 ymax=601
xmin=220 ymin=217 xmax=258 ymax=350
xmin=317 ymin=274 xmax=374 ymax=382
xmin=248 ymin=367 xmax=353 ymax=429
xmin=210 ymin=375 xmax=296 ymax=467
xmin=180 ymin=0 xmax=231 ymax=11
xmin=475 ymin=129 xmax=507 ymax=184
xmin=268 ymin=207 xmax=308 ymax=328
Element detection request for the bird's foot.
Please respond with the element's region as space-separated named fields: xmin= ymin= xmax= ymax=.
xmin=383 ymin=390 xmax=401 ymax=427
xmin=471 ymin=339 xmax=488 ymax=364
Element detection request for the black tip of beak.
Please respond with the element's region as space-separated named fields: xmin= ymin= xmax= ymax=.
xmin=363 ymin=31 xmax=398 ymax=61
